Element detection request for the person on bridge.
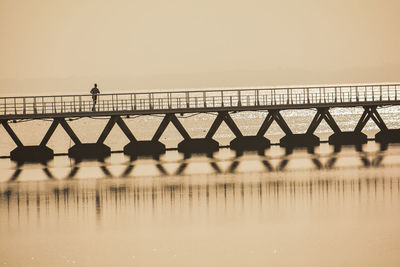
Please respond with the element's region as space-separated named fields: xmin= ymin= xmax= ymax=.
xmin=90 ymin=83 xmax=100 ymax=111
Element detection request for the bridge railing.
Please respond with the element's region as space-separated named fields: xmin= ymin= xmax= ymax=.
xmin=0 ymin=84 xmax=399 ymax=117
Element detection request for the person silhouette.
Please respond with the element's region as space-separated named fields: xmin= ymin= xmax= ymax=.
xmin=90 ymin=83 xmax=100 ymax=111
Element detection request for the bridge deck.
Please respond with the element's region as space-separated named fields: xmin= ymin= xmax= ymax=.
xmin=1 ymin=83 xmax=399 ymax=120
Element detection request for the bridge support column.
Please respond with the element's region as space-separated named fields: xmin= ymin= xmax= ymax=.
xmin=88 ymin=115 xmax=165 ymax=158
xmin=280 ymin=108 xmax=342 ymax=148
xmin=60 ymin=117 xmax=110 ymax=160
xmin=178 ymin=113 xmax=219 ymax=154
xmin=230 ymin=112 xmax=271 ymax=152
xmin=328 ymin=106 xmax=381 ymax=146
xmin=370 ymin=107 xmax=400 ymax=144
xmin=203 ymin=111 xmax=269 ymax=152
xmin=124 ymin=114 xmax=167 ymax=157
xmin=1 ymin=119 xmax=54 ymax=162
xmin=274 ymin=110 xmax=319 ymax=148
xmin=123 ymin=113 xmax=219 ymax=157
xmin=2 ymin=117 xmax=102 ymax=162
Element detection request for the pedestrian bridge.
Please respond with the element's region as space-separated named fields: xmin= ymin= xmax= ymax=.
xmin=1 ymin=83 xmax=399 ymax=119
xmin=1 ymin=83 xmax=400 ymax=162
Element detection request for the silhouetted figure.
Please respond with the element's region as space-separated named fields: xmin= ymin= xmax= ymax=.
xmin=90 ymin=83 xmax=100 ymax=111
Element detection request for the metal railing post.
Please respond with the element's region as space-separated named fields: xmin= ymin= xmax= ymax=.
xmin=73 ymin=96 xmax=76 ymax=112
xmin=134 ymin=94 xmax=137 ymax=110
xmin=356 ymin=86 xmax=359 ymax=102
xmin=55 ymin=96 xmax=58 ymax=113
xmin=319 ymin=88 xmax=322 ymax=103
xmin=287 ymin=88 xmax=290 ymax=104
xmin=273 ymin=90 xmax=276 ymax=105
xmin=347 ymin=87 xmax=350 ymax=102
xmin=364 ymin=87 xmax=367 ymax=102
xmin=372 ymin=87 xmax=374 ymax=101
xmin=256 ymin=89 xmax=259 ymax=105
xmin=334 ymin=87 xmax=337 ymax=103
xmin=22 ymin=98 xmax=26 ymax=114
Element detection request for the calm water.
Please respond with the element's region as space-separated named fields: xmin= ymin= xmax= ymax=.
xmin=1 ymin=108 xmax=400 ymax=266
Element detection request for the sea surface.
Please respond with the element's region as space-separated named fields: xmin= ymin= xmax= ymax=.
xmin=1 ymin=106 xmax=400 ymax=266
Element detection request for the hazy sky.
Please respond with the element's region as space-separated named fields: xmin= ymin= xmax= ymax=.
xmin=0 ymin=0 xmax=399 ymax=94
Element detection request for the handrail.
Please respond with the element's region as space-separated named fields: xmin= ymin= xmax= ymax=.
xmin=0 ymin=83 xmax=399 ymax=118
xmin=0 ymin=82 xmax=399 ymax=99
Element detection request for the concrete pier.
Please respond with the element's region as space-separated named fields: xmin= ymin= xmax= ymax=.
xmin=375 ymin=129 xmax=400 ymax=143
xmin=329 ymin=132 xmax=368 ymax=145
xmin=280 ymin=134 xmax=320 ymax=148
xmin=10 ymin=146 xmax=53 ymax=162
xmin=230 ymin=136 xmax=270 ymax=151
xmin=124 ymin=141 xmax=166 ymax=156
xmin=68 ymin=143 xmax=111 ymax=160
xmin=178 ymin=138 xmax=219 ymax=154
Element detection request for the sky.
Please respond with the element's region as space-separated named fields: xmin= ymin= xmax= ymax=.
xmin=0 ymin=0 xmax=399 ymax=95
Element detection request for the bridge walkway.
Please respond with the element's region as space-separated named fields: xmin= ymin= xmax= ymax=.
xmin=1 ymin=83 xmax=399 ymax=120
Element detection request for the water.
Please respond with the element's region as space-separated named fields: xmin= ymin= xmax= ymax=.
xmin=1 ymin=108 xmax=400 ymax=266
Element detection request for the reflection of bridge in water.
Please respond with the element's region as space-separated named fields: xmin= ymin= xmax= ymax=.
xmin=1 ymin=83 xmax=400 ymax=162
xmin=6 ymin=146 xmax=389 ymax=182
xmin=1 ymin=175 xmax=399 ymax=224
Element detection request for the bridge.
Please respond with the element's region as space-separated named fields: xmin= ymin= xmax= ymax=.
xmin=1 ymin=83 xmax=400 ymax=162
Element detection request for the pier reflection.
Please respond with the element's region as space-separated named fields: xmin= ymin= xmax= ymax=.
xmin=1 ymin=174 xmax=399 ymax=225
xmin=5 ymin=144 xmax=391 ymax=182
